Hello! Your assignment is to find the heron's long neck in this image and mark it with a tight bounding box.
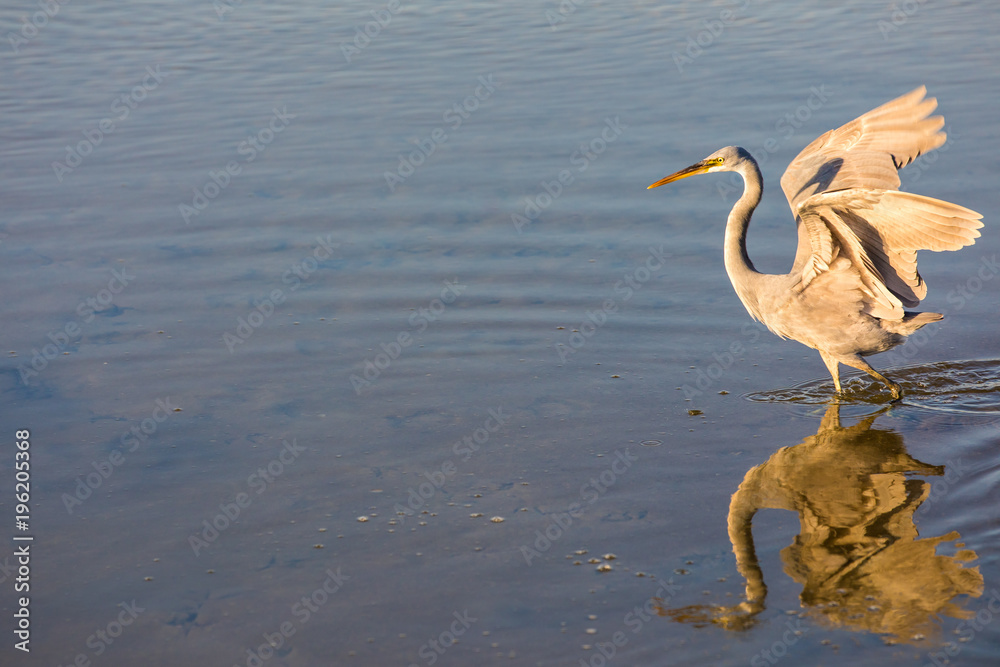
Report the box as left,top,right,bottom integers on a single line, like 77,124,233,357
727,479,767,613
725,160,764,320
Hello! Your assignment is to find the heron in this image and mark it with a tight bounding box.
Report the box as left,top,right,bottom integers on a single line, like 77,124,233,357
647,87,983,399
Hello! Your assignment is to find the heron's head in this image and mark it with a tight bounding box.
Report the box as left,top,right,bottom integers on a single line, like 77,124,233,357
647,146,751,189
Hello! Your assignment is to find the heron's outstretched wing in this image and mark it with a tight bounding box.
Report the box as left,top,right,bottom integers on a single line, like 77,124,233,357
794,189,982,319
780,86,944,209
782,86,983,320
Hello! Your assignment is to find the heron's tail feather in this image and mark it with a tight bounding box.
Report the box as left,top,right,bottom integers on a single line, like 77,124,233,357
883,311,943,335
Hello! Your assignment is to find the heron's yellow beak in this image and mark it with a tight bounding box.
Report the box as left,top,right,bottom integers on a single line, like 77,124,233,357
647,160,713,189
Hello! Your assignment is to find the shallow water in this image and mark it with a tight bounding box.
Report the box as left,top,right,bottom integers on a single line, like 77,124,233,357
750,359,1000,412
2,1,1000,665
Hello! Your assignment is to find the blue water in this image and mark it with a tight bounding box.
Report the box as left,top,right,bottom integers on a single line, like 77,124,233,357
2,1,999,665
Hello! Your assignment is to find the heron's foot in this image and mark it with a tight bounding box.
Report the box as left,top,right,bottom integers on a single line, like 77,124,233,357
862,366,902,401
886,380,903,401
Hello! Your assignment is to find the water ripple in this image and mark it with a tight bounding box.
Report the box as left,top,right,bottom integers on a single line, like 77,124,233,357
746,359,1000,413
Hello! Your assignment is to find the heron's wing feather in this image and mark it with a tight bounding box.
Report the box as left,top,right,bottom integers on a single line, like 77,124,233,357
834,190,981,304
780,87,944,210
796,201,903,319
798,206,836,287
795,189,983,317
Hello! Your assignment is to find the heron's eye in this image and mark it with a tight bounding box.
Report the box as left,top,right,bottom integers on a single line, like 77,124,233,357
715,157,725,165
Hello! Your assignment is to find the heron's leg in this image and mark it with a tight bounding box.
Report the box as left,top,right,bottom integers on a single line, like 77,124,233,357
818,351,842,393
840,356,903,400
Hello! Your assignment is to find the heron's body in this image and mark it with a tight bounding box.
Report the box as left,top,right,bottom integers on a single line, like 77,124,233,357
649,88,983,398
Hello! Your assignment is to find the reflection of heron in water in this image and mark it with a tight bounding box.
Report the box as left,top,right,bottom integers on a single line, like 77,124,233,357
648,88,983,398
664,404,983,641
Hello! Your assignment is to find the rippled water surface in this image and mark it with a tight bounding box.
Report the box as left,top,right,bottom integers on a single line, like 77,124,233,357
750,360,1000,411
3,1,999,665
